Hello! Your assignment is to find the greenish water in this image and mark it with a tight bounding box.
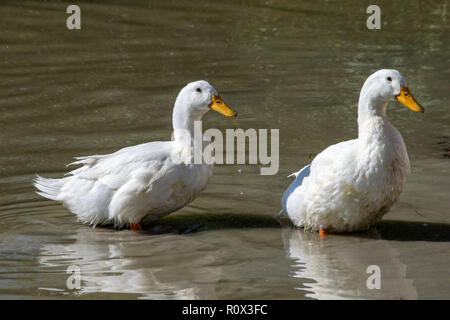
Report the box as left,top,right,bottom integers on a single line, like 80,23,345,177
0,0,449,299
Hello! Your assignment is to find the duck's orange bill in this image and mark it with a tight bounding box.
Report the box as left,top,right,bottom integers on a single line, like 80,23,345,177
209,94,237,117
395,86,424,113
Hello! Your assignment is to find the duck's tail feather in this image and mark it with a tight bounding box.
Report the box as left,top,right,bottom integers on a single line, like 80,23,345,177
33,174,64,201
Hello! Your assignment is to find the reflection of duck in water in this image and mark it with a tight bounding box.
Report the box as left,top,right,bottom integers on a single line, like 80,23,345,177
282,227,417,299
37,228,225,299
282,70,424,234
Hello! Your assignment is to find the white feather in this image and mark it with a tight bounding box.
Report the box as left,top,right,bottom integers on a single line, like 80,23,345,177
34,80,231,228
282,70,415,232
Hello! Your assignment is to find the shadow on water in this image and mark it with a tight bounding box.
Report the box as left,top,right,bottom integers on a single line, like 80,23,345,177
279,218,450,242
374,220,450,242
144,213,282,235
93,213,282,235
98,213,450,243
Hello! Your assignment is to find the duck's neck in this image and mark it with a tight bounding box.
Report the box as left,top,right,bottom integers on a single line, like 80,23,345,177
357,88,389,139
172,99,205,144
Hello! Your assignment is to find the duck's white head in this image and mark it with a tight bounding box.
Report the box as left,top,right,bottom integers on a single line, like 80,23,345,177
174,80,237,120
172,80,236,143
358,69,424,122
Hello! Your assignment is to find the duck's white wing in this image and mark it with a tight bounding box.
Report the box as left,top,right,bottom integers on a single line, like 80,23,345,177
67,141,174,190
281,139,358,218
309,139,357,176
35,141,177,226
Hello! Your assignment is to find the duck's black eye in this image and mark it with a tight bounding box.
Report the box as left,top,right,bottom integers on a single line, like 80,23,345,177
196,88,202,93
387,77,392,82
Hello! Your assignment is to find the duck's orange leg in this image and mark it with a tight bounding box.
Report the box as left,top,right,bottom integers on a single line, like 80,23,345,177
319,228,328,237
130,222,142,231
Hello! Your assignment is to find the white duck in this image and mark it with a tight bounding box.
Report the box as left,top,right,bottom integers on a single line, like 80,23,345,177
281,69,424,234
34,80,236,230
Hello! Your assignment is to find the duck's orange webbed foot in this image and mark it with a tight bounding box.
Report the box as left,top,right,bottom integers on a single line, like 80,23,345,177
129,222,142,231
319,228,329,237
